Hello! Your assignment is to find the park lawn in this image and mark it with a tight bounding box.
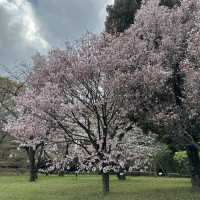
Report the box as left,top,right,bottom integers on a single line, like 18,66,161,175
0,175,199,200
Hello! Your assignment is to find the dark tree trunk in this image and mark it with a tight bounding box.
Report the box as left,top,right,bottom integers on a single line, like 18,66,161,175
58,170,64,177
35,170,38,179
28,148,37,182
186,144,200,187
171,62,200,187
35,143,44,179
102,173,110,193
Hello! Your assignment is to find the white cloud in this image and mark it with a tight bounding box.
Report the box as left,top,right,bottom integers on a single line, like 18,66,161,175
0,0,49,50
0,0,112,71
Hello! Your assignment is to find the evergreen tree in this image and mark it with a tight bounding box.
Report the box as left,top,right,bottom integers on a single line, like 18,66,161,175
160,0,180,8
105,0,142,34
105,0,180,34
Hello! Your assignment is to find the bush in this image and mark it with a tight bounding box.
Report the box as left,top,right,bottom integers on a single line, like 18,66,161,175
173,151,190,176
152,146,177,175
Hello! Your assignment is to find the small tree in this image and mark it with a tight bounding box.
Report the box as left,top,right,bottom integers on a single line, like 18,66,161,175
122,127,160,174
6,114,49,181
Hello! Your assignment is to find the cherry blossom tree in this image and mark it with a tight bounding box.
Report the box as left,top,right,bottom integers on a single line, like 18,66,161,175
122,127,160,174
9,31,164,192
109,0,200,187
27,35,132,193
6,112,51,181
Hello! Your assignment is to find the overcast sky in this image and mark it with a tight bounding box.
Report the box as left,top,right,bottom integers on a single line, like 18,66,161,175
0,0,114,74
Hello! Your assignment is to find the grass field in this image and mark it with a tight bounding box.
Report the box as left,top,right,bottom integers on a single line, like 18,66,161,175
0,175,199,200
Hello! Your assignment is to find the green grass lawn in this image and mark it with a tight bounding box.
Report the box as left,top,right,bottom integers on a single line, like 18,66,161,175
0,175,199,200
